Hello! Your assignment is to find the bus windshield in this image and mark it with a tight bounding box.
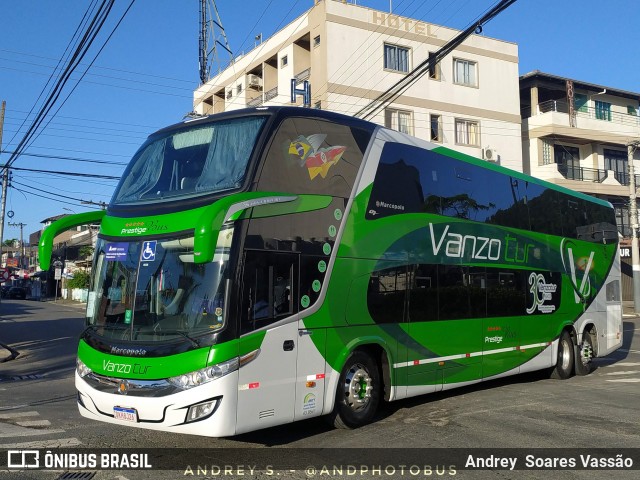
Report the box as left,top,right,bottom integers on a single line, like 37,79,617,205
86,227,234,343
112,116,266,205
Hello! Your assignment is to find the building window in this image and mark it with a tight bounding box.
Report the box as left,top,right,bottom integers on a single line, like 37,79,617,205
554,145,580,180
428,52,440,80
454,118,479,146
313,35,320,47
574,93,588,113
604,148,628,184
226,90,232,100
384,44,410,73
281,55,288,68
430,114,442,142
595,100,611,121
237,84,242,95
542,139,552,165
385,108,413,135
628,105,638,116
614,204,630,237
453,58,477,87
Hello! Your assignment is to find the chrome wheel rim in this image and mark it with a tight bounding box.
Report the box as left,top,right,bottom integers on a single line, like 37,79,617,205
580,340,593,366
343,363,372,412
560,338,572,371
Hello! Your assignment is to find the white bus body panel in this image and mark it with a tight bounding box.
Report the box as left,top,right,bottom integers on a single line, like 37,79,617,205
574,249,623,357
235,322,297,435
76,370,239,437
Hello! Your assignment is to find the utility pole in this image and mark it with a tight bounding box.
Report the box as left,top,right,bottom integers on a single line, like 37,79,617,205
0,101,7,266
629,141,640,313
8,221,26,271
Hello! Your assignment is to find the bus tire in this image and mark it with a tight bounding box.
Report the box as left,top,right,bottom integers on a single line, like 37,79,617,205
550,330,574,380
329,350,381,429
575,331,594,376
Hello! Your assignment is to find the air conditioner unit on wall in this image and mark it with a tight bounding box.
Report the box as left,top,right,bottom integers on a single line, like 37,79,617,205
483,147,499,163
247,74,263,90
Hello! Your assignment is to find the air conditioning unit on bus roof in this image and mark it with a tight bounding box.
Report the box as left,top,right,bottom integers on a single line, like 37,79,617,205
247,74,263,90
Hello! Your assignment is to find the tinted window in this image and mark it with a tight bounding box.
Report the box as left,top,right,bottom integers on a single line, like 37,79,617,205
367,265,408,323
240,251,297,334
258,117,371,198
113,116,266,205
404,265,560,322
366,142,617,243
242,198,342,313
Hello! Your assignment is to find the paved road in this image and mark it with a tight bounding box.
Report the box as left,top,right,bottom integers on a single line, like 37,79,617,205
1,299,639,480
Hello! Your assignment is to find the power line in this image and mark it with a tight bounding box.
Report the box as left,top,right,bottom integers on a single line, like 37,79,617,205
0,150,128,166
11,186,102,209
12,180,107,205
8,166,120,180
4,0,117,171
355,0,519,120
23,0,138,156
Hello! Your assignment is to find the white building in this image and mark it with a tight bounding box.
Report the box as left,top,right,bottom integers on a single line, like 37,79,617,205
520,71,640,237
194,0,522,171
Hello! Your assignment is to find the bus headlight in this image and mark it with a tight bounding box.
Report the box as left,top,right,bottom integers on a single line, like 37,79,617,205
168,357,239,390
76,358,92,378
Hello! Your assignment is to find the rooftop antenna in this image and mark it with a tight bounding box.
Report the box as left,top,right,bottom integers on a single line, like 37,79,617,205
199,0,233,85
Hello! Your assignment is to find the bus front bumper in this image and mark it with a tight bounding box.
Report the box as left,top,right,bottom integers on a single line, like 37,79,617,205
75,371,239,437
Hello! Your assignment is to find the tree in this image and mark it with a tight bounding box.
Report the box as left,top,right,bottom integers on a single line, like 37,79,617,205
67,270,90,289
78,245,94,259
2,239,18,247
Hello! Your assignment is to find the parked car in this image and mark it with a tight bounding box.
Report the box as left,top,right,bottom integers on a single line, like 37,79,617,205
8,287,26,300
1,285,10,298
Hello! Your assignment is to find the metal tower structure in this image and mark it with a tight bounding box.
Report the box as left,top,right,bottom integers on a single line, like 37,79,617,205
199,0,233,85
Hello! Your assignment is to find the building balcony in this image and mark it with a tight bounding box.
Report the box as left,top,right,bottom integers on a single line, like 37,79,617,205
536,162,633,197
557,164,608,183
522,100,640,144
534,100,640,127
264,86,278,102
294,67,311,83
247,96,263,107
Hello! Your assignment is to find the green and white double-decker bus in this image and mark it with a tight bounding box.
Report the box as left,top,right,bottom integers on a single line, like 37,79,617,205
40,107,622,436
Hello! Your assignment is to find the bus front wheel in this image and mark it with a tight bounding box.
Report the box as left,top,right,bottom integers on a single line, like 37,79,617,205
330,350,381,429
575,331,594,376
550,330,574,379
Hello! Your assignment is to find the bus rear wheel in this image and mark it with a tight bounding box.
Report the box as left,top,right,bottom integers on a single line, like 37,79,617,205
330,350,381,429
575,331,594,376
550,330,574,379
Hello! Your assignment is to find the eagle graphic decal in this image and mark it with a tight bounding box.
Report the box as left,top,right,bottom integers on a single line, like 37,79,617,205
288,134,347,180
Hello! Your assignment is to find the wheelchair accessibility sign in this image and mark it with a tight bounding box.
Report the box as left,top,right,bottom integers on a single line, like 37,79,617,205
141,241,157,261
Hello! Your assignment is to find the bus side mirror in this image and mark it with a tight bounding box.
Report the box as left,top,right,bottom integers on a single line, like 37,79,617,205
39,211,106,270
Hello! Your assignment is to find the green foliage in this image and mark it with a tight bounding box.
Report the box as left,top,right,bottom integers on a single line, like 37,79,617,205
79,245,94,259
67,270,90,289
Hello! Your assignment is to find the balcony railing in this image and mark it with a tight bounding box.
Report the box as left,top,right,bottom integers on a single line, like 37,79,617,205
557,164,608,183
294,67,311,83
247,96,263,107
264,86,278,102
611,171,640,187
525,100,640,127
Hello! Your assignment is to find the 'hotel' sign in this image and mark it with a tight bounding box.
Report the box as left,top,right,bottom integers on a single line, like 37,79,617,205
372,12,437,38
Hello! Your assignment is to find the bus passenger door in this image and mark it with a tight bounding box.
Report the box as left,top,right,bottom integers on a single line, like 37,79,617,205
236,251,299,434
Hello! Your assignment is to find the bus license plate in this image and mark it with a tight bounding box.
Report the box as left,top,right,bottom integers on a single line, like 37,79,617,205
114,406,138,422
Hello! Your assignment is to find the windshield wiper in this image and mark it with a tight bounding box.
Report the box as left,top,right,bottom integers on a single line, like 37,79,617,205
83,324,130,334
145,329,201,348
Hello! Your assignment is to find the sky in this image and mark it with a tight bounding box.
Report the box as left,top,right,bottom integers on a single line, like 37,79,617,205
0,0,638,244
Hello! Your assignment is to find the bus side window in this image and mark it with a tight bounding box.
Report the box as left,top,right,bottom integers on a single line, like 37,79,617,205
240,250,297,334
